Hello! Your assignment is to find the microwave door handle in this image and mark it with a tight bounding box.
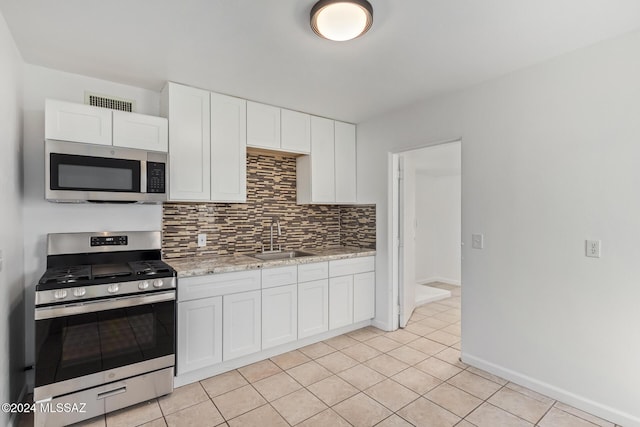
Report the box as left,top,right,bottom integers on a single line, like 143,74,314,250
140,160,147,193
34,290,175,320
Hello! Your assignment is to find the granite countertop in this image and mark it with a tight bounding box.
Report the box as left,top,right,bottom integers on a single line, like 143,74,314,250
165,246,376,278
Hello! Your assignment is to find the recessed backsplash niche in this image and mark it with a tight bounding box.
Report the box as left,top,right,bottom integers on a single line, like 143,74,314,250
162,152,375,259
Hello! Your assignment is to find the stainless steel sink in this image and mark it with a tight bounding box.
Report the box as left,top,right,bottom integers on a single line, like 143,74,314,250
250,250,315,261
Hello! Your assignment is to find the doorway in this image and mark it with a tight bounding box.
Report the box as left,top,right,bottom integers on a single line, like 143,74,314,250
392,140,462,328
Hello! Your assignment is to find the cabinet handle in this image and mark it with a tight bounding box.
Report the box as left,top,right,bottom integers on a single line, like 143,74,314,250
97,386,127,400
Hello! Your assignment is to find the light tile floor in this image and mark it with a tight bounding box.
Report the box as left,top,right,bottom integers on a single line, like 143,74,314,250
19,284,621,427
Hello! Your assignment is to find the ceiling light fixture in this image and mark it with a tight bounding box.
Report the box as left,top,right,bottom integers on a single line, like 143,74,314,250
310,0,373,42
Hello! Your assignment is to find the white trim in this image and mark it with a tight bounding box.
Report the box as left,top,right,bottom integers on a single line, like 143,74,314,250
416,276,461,287
389,138,463,334
371,318,392,332
415,286,451,306
461,352,640,427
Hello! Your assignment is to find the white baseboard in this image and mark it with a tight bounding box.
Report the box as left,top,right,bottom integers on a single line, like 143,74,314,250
416,276,461,287
435,277,461,286
461,352,640,427
371,318,392,332
415,287,451,306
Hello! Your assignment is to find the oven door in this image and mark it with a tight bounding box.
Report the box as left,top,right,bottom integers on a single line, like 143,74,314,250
34,291,175,400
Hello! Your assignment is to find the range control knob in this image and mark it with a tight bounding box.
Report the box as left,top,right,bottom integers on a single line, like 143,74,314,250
73,288,86,297
153,279,164,288
107,284,120,294
54,289,68,300
138,281,149,290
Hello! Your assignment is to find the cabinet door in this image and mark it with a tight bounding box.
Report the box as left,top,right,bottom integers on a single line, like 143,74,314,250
262,284,297,349
281,109,310,154
353,272,375,322
113,110,168,152
177,296,223,375
247,101,281,150
45,99,112,146
210,93,247,202
164,83,211,201
310,116,335,203
334,121,357,203
329,275,354,329
298,279,329,338
223,290,261,361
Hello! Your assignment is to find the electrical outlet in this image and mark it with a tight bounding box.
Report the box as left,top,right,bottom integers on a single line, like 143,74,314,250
197,234,207,247
585,240,601,258
472,234,484,249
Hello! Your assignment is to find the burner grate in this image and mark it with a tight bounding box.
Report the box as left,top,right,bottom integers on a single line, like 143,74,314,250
128,260,172,276
40,265,91,285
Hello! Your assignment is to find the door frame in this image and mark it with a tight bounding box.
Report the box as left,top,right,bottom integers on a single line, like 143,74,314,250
389,138,462,330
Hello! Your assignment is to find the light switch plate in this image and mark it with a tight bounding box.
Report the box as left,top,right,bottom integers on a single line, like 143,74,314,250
0,249,3,272
586,240,601,258
472,234,484,249
197,234,207,247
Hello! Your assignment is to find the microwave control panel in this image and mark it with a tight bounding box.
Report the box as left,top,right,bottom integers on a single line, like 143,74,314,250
147,162,166,194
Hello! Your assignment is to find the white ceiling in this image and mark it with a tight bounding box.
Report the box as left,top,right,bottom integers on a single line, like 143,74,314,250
2,0,640,122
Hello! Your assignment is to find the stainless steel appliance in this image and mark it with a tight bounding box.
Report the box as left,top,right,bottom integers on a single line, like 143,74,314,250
34,231,175,427
45,139,167,203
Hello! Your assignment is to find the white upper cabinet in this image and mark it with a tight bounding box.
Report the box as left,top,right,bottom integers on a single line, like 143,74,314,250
247,102,311,155
210,93,247,202
334,121,357,203
162,82,211,201
112,110,168,152
45,99,168,152
247,101,280,150
281,109,311,154
45,99,112,146
297,116,336,204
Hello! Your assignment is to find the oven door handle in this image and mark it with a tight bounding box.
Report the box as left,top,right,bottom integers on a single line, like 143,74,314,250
34,291,175,320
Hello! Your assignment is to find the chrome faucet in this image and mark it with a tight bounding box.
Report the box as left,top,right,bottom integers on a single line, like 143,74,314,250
266,217,282,253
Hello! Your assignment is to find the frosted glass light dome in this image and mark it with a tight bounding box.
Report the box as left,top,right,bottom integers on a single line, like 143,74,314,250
310,0,373,42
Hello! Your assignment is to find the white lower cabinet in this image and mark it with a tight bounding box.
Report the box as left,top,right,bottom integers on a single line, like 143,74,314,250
329,275,354,330
177,296,223,375
176,256,375,383
262,284,297,349
298,279,329,338
223,290,261,361
353,271,375,322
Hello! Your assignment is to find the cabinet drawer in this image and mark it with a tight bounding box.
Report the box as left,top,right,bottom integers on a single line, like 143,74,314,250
298,262,329,283
329,256,375,277
262,265,297,289
178,270,261,302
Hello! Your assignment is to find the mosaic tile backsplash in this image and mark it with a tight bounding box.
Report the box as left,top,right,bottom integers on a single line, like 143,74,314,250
163,152,375,259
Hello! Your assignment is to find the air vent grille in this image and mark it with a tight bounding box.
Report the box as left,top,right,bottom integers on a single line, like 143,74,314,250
85,92,135,112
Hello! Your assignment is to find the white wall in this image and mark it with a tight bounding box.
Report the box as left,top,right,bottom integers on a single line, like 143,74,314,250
357,29,640,426
22,65,163,383
415,174,462,285
0,10,25,425
413,143,461,285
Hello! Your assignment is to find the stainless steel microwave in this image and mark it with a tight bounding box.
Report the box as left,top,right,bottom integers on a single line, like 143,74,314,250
45,140,167,203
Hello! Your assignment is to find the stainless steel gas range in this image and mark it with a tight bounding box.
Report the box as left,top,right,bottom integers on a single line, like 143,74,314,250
34,231,176,427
